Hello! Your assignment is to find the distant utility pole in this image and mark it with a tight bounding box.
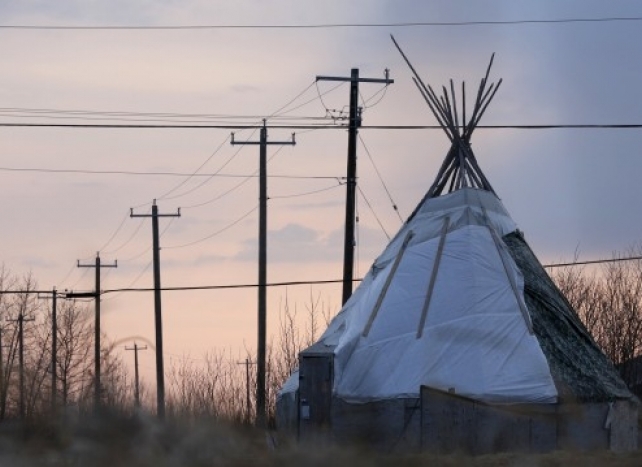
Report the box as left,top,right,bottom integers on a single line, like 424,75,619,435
0,326,5,415
37,288,60,413
7,312,34,419
77,253,117,411
131,200,180,420
125,342,147,408
237,358,256,423
231,120,295,427
316,68,393,305
0,327,3,406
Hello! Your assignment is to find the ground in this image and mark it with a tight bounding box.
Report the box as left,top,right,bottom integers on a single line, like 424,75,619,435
0,413,641,466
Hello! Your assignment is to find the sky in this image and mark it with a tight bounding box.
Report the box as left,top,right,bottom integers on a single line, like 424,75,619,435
2,1,642,386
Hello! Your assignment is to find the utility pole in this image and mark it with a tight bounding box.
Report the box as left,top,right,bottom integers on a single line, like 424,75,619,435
38,288,60,413
77,253,117,411
237,358,256,423
7,312,34,419
131,200,180,420
316,69,393,305
0,326,3,412
125,342,147,408
231,120,295,427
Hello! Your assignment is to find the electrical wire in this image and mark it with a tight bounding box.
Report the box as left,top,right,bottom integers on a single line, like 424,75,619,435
115,215,176,263
6,253,642,296
0,106,330,121
121,245,152,263
3,122,642,129
269,181,344,200
315,81,349,122
275,82,346,120
543,255,642,269
102,260,153,303
66,267,91,290
103,214,148,256
156,133,230,201
155,80,334,203
0,166,342,179
54,82,333,282
159,128,259,202
97,211,130,253
358,134,404,223
163,205,258,250
2,17,642,30
0,112,328,125
355,186,360,279
55,262,78,288
357,186,391,240
101,217,178,301
156,80,324,203
181,145,286,210
268,81,317,117
361,84,390,109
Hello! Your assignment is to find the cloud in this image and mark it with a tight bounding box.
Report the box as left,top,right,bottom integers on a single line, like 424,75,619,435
229,221,389,267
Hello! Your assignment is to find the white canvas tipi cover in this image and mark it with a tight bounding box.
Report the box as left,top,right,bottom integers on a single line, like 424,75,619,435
318,187,557,404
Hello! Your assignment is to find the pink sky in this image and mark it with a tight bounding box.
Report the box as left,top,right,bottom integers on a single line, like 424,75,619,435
2,0,642,384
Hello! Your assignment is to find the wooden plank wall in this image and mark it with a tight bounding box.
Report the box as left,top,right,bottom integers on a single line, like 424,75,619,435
420,386,638,453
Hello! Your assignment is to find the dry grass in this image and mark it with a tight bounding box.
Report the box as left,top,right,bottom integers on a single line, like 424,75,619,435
0,412,641,467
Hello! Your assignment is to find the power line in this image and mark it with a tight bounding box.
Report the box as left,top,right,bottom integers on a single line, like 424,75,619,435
357,186,391,240
57,253,642,291
543,255,642,269
103,214,148,256
0,166,342,179
117,216,177,263
180,145,288,210
55,81,335,283
156,133,230,201
0,106,330,121
0,112,329,126
156,81,338,205
268,81,318,117
0,85,348,128
315,81,350,122
163,205,258,250
361,84,390,110
6,252,642,296
2,17,642,30
358,134,404,223
3,122,642,129
97,212,130,253
102,260,153,303
157,80,332,202
109,279,347,294
161,129,261,202
270,181,344,200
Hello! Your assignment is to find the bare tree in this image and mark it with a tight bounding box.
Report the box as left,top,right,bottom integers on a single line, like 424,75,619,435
552,248,642,387
55,299,94,409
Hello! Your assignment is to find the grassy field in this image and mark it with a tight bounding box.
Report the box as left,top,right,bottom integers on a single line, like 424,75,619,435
1,413,641,466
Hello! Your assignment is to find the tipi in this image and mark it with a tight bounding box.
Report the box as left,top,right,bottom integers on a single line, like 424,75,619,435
277,39,637,453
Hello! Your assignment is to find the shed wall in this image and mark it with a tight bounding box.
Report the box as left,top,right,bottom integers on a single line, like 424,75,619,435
331,398,421,452
420,386,638,453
